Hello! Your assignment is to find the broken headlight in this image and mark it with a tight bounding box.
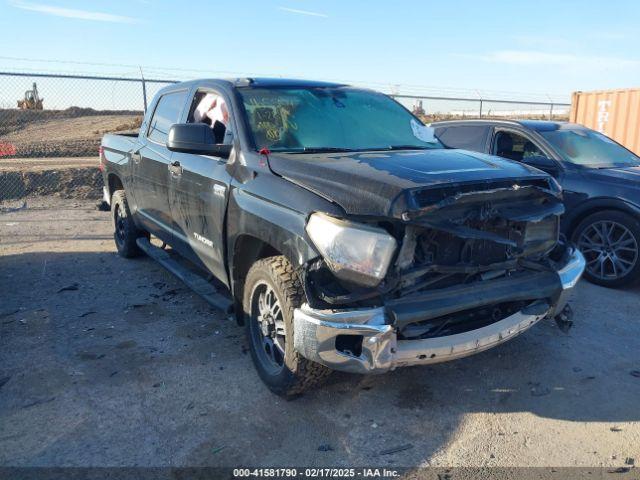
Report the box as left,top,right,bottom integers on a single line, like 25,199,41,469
306,213,397,287
523,216,560,254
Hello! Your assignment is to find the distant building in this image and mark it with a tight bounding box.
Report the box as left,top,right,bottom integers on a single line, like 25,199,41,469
412,100,425,117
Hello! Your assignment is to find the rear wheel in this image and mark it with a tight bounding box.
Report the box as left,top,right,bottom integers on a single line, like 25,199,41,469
243,256,331,397
573,210,640,288
111,190,148,258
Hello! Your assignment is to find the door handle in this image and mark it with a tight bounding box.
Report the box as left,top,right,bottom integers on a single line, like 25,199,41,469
131,151,141,164
169,160,183,176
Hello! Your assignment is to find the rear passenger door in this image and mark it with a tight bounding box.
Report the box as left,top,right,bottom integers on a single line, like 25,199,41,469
133,89,188,243
434,125,491,153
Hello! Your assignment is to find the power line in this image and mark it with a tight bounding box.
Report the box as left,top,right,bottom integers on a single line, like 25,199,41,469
0,55,571,103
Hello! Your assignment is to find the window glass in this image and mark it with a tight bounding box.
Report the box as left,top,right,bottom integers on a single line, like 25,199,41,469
494,131,546,162
238,87,443,152
435,125,489,152
540,128,640,168
148,90,188,144
187,91,233,144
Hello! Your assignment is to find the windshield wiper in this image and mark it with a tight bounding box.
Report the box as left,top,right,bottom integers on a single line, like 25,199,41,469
594,164,638,169
300,147,356,153
386,145,432,150
283,145,433,154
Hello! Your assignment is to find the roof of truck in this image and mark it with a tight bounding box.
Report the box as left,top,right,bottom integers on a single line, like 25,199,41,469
159,77,349,96
231,78,347,88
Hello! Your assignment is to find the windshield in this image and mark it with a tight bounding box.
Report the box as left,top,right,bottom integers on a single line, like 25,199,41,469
238,87,443,152
540,127,640,168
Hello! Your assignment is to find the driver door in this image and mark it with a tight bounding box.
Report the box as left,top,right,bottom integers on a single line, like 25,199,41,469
491,128,558,175
167,88,234,286
490,128,581,214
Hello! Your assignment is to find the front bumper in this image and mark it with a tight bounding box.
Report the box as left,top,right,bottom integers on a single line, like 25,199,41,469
293,247,585,374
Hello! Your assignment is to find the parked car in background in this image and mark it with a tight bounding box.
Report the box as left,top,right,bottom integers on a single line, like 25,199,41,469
432,120,640,288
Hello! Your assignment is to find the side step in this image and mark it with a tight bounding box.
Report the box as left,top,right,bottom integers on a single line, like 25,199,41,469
136,237,233,314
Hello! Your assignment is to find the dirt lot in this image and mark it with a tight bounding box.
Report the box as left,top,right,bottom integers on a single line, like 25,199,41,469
0,157,101,202
0,108,141,158
0,156,97,172
1,198,639,468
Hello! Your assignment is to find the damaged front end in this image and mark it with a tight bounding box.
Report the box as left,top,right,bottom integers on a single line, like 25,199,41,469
294,178,585,374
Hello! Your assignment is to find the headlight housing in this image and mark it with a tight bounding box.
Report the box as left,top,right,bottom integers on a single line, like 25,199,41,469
305,213,397,287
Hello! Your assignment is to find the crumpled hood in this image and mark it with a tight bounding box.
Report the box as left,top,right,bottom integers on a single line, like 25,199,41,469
268,149,551,217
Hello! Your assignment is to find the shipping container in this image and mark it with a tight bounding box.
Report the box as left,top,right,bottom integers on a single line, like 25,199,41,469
570,88,640,156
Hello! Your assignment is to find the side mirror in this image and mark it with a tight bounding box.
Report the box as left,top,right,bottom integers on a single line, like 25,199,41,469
523,155,559,175
166,123,232,159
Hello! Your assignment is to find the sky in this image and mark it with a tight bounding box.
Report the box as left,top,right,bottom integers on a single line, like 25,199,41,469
1,0,639,103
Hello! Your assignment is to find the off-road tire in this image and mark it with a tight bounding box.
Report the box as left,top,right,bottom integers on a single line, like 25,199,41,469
572,210,640,288
243,256,332,397
111,190,147,258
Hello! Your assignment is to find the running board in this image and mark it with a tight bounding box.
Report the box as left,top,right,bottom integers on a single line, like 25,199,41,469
136,238,233,314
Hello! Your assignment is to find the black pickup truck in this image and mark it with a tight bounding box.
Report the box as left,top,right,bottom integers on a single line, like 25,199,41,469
100,78,585,397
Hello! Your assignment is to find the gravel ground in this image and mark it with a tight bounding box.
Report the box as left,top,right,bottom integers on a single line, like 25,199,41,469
1,198,639,468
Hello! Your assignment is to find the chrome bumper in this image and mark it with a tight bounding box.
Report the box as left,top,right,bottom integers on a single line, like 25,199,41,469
293,247,585,374
551,246,586,316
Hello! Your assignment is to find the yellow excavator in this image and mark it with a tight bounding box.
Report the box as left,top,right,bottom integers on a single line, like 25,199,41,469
17,82,44,110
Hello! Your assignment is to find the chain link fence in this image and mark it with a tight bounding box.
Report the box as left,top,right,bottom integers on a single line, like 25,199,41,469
0,71,570,210
392,95,570,123
0,72,176,209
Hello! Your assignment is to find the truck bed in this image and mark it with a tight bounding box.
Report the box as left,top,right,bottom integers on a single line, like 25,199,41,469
102,133,140,164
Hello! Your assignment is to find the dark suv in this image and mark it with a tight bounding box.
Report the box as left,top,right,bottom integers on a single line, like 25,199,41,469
432,120,640,288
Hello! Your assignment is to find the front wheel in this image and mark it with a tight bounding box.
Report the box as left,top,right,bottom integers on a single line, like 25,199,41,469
243,256,331,397
573,210,640,288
